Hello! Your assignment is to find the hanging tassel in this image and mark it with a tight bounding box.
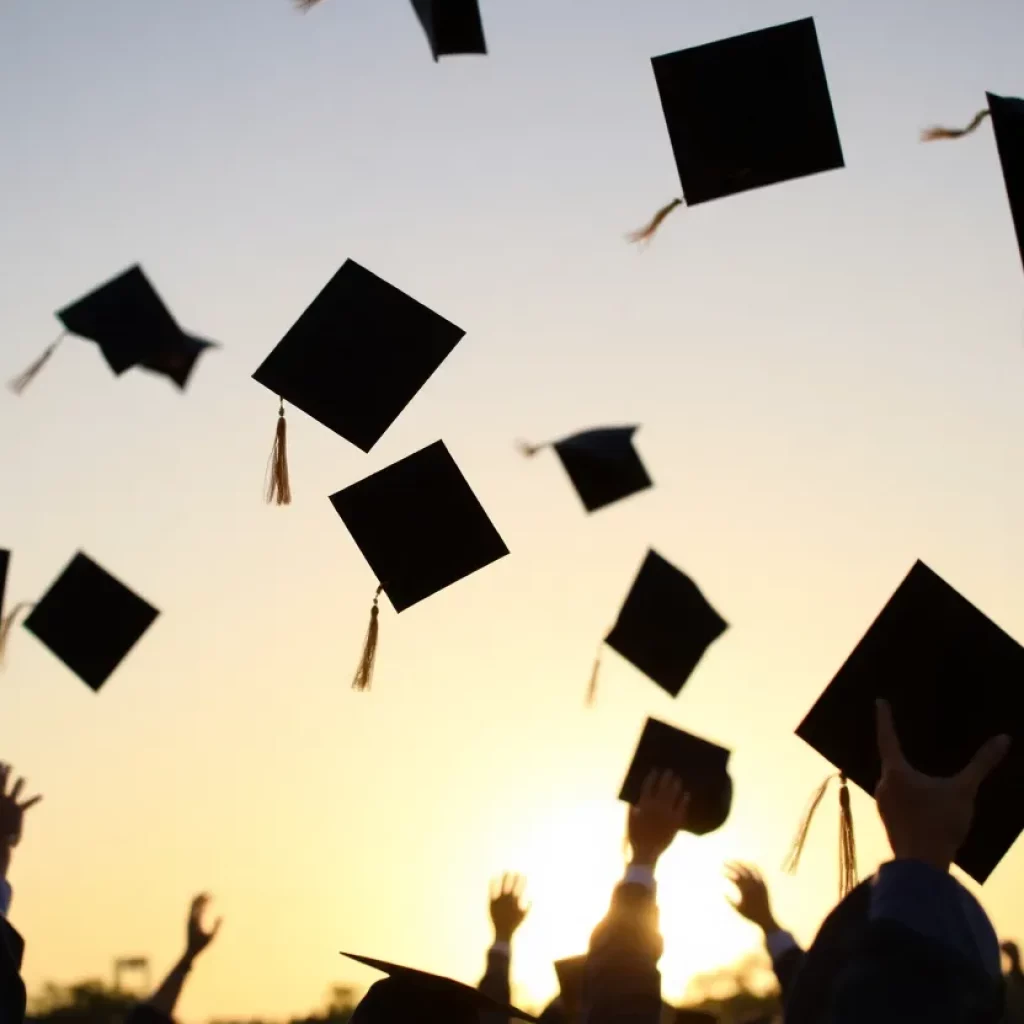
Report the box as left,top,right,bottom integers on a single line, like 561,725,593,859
627,198,684,245
351,585,383,692
782,772,837,875
921,108,991,142
265,399,292,506
294,0,323,9
8,333,65,395
585,647,602,707
838,775,859,899
0,602,33,666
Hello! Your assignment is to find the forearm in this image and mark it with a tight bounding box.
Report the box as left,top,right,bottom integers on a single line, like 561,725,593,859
582,864,663,1024
146,952,195,1018
479,942,512,1005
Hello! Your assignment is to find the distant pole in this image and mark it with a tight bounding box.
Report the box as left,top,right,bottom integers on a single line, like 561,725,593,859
113,957,151,995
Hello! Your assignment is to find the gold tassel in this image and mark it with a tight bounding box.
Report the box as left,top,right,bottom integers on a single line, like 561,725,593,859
0,602,33,666
352,585,383,692
921,108,991,142
265,399,292,506
8,333,65,395
782,772,836,875
838,775,859,899
585,647,602,707
294,0,323,9
627,198,684,245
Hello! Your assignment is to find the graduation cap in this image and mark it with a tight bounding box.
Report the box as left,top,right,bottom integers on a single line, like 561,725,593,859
619,717,733,835
791,560,1024,887
330,440,509,691
410,0,487,61
0,551,8,634
922,93,1024,276
629,17,844,243
553,956,586,1015
589,550,727,705
252,260,466,505
8,265,217,394
519,426,653,513
10,552,160,692
341,953,535,1023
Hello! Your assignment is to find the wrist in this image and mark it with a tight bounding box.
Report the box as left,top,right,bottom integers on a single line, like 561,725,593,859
629,852,660,870
493,931,514,945
758,916,780,936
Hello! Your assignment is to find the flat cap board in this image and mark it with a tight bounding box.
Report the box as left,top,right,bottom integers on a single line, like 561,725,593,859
0,550,8,625
605,550,727,697
252,260,465,453
796,560,1024,883
23,553,159,691
330,440,509,612
619,717,733,835
552,426,652,513
553,956,586,1003
58,265,189,376
341,953,535,1021
411,0,487,60
652,17,844,206
988,93,1024,274
138,332,217,390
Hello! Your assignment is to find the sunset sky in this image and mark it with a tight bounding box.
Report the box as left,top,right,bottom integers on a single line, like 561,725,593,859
2,0,1024,1020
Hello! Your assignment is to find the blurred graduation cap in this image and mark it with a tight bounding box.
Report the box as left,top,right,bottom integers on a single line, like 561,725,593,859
342,953,535,1023
629,17,844,243
519,426,653,513
0,551,8,633
8,265,217,395
922,93,1024,275
791,560,1024,889
411,0,487,61
330,440,509,691
620,717,733,835
6,553,159,692
589,550,727,705
252,259,465,505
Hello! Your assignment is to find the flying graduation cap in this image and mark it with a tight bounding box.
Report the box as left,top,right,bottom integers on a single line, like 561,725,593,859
629,17,844,243
252,260,466,505
790,560,1024,892
8,266,217,395
341,953,535,1023
329,440,509,692
294,0,487,62
620,717,734,836
922,93,1024,277
588,550,727,706
518,426,653,513
0,552,159,692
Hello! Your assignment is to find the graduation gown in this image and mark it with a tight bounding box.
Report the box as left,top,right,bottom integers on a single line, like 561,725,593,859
0,918,26,1023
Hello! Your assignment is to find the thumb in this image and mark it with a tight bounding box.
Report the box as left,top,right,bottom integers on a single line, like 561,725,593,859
956,734,1011,793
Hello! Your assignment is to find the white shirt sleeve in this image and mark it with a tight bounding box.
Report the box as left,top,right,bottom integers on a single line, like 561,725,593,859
623,864,656,890
765,929,798,961
0,879,11,918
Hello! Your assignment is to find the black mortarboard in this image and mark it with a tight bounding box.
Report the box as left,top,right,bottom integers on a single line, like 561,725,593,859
9,265,216,394
252,260,466,505
22,552,159,692
922,93,1024,276
330,441,509,689
602,550,727,698
629,17,844,242
410,0,487,61
341,953,535,1022
619,717,733,835
519,427,652,513
553,956,586,1009
795,560,1024,884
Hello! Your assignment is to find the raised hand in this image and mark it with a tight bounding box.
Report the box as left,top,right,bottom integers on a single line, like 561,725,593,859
489,873,529,943
874,699,1010,872
627,770,689,866
725,863,778,934
0,763,42,850
185,893,222,960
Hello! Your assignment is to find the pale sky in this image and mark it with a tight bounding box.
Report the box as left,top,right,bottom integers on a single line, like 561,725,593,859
2,0,1024,1020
